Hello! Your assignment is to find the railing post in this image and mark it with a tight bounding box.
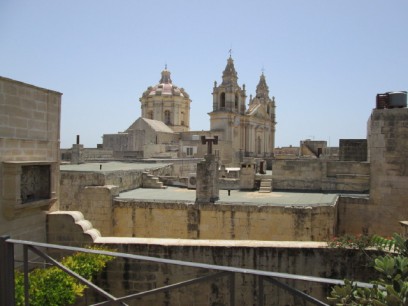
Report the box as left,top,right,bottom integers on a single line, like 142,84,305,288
0,235,16,306
23,245,29,306
258,275,264,306
229,273,235,306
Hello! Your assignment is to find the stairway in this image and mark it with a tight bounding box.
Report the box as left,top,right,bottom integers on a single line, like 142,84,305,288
259,178,272,193
142,172,166,189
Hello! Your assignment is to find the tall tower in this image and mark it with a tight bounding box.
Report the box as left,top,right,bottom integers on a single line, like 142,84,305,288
209,56,247,163
248,72,276,150
139,67,191,132
211,56,246,114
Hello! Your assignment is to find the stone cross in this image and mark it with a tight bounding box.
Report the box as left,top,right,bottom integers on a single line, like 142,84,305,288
201,136,218,155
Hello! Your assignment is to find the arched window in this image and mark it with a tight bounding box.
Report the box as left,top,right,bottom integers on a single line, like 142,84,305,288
235,94,239,109
267,105,270,114
148,111,153,119
220,93,226,109
164,110,171,124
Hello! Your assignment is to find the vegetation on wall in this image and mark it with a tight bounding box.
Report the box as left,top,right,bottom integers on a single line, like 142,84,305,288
328,234,408,305
14,247,114,306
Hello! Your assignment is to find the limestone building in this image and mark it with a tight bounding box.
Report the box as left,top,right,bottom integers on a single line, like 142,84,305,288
0,76,61,243
102,56,276,165
103,117,179,158
210,56,276,163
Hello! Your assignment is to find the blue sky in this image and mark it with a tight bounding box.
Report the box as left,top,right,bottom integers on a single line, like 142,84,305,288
1,1,407,148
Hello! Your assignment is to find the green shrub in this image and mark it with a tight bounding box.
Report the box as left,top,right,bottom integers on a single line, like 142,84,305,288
14,246,114,306
328,234,408,305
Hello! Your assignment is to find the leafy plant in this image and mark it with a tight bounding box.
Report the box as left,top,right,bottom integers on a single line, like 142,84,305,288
371,234,408,257
328,234,408,305
14,246,114,306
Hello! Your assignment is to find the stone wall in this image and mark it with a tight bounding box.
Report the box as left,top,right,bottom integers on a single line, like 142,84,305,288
336,109,408,236
103,132,132,152
273,160,323,191
46,211,379,306
95,241,377,306
0,77,61,247
273,159,369,193
60,164,173,235
339,139,367,161
366,108,408,235
337,195,371,235
112,199,338,241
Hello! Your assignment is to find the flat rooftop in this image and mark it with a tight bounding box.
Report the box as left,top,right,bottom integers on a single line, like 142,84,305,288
119,187,339,207
61,162,340,207
60,161,171,172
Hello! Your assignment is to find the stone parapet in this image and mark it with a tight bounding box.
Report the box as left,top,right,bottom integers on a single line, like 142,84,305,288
112,198,338,241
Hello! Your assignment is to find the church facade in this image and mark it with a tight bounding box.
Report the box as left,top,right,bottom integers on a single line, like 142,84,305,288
102,56,277,165
209,56,276,163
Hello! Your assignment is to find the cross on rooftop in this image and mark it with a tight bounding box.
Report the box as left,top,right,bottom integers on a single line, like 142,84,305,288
201,136,218,155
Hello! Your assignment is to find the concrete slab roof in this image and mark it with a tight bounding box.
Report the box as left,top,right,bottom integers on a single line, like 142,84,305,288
119,186,339,207
60,161,171,172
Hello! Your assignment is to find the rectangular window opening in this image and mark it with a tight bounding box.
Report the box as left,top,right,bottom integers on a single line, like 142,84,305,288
21,165,51,204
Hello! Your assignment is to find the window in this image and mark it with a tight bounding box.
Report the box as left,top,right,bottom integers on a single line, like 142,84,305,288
186,147,193,156
2,161,57,219
181,112,185,125
164,110,171,124
21,165,50,203
235,94,239,109
220,93,226,108
148,111,153,119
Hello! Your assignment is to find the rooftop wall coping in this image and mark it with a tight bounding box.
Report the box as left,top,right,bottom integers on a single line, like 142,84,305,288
95,237,328,248
0,75,62,95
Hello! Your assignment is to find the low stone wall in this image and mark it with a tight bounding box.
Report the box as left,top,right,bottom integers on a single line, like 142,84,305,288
219,178,240,190
94,240,378,306
337,195,371,235
337,195,407,237
112,199,338,241
46,212,380,306
60,164,174,235
273,159,369,192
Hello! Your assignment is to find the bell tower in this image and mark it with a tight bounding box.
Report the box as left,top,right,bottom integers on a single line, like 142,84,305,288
212,55,246,114
209,55,247,164
249,72,276,124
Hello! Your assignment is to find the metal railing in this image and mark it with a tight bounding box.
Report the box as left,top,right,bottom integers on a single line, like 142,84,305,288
0,236,375,306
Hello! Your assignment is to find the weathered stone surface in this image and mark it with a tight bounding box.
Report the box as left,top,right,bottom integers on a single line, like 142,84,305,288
111,198,338,241
273,159,369,192
195,154,219,203
45,211,379,305
0,76,61,262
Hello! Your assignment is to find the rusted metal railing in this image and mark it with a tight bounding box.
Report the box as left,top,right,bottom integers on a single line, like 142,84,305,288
0,236,375,306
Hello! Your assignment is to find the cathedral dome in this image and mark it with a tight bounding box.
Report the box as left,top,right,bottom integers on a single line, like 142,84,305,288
142,67,189,99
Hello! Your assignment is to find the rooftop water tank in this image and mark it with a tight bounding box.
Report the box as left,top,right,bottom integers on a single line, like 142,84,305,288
376,91,407,109
388,91,407,108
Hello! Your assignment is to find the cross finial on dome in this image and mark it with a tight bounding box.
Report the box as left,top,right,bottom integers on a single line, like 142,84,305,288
229,48,232,58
